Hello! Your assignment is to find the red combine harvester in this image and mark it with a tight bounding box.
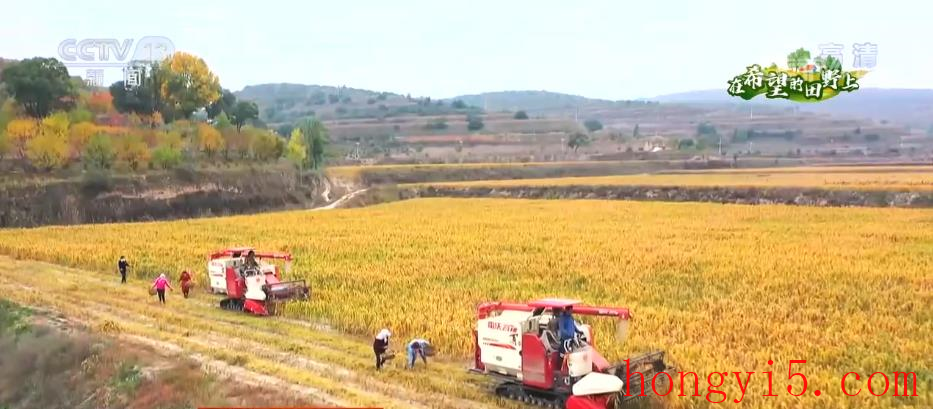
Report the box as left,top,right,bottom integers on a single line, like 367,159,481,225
207,247,310,316
471,298,671,409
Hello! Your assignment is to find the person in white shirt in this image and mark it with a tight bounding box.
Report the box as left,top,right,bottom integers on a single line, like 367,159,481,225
373,329,391,370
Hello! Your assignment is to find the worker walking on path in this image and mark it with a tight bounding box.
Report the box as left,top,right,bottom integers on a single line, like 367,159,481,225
406,338,433,369
151,273,174,304
180,269,193,298
118,256,129,284
373,328,391,370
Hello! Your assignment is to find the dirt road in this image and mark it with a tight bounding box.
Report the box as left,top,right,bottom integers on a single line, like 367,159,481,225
0,256,517,409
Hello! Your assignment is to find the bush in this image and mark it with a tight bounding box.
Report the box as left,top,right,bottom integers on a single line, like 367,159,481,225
467,115,484,131
513,110,529,120
152,146,182,169
451,100,467,109
423,119,448,130
584,119,603,133
83,134,115,170
696,122,717,135
26,128,69,171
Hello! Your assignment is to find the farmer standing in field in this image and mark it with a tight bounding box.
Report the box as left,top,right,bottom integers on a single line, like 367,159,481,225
179,269,193,298
373,328,391,370
118,256,129,284
151,273,174,304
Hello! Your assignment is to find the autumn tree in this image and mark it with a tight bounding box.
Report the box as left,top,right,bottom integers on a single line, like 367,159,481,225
0,132,8,160
160,52,221,119
115,133,151,171
252,129,283,161
285,128,307,169
224,126,252,159
197,122,224,159
86,91,114,114
0,57,77,118
25,113,71,170
69,122,97,159
6,118,38,158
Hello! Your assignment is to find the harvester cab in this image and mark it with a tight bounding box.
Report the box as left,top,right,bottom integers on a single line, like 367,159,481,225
208,247,310,316
472,298,671,409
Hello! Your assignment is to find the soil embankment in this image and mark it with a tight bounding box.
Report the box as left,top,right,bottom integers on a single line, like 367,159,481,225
401,184,933,207
0,167,347,227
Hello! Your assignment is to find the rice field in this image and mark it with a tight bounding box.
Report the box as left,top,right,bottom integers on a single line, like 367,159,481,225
0,198,929,408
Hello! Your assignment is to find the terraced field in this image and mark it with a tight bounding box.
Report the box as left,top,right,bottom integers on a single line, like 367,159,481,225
0,198,929,408
419,166,933,191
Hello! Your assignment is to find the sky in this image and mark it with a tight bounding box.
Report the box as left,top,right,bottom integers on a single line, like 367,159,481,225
2,0,928,100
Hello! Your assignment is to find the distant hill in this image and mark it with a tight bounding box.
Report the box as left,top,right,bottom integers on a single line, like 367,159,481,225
447,90,657,117
235,83,479,126
654,88,933,128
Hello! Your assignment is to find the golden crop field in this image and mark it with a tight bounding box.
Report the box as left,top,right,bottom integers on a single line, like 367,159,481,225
0,198,930,408
326,160,623,180
421,166,933,191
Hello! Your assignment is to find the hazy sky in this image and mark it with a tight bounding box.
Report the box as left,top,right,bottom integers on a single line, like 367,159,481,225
2,0,927,100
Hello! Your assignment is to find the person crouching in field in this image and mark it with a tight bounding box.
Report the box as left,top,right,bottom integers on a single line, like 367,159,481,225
151,273,174,304
373,328,391,370
180,269,193,298
406,338,433,369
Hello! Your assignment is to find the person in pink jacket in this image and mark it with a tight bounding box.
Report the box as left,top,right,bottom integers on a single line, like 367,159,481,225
151,273,174,304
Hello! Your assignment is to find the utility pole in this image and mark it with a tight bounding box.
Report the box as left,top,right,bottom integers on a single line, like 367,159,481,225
718,133,723,156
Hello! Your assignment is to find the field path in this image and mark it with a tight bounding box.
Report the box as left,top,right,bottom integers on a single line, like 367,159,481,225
0,256,517,409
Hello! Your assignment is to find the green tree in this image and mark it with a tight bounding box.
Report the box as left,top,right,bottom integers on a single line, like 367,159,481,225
584,119,603,133
567,132,590,153
451,100,467,109
1,57,77,118
513,110,529,120
109,64,160,117
467,114,484,131
297,118,329,169
678,138,695,150
633,124,640,138
214,112,232,129
696,122,717,136
207,89,237,119
814,55,842,71
151,146,182,169
230,101,259,132
787,48,811,71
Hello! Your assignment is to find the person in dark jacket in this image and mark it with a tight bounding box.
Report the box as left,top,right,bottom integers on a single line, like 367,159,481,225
373,328,391,370
180,269,193,298
118,256,129,284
